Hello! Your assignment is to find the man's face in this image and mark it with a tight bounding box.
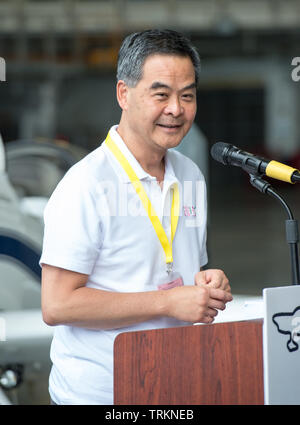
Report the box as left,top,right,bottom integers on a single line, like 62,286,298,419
119,54,197,153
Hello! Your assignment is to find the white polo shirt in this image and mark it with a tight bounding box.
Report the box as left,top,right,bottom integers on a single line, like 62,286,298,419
40,125,208,405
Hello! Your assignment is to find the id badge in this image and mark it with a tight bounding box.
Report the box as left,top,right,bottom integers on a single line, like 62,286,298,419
157,271,184,291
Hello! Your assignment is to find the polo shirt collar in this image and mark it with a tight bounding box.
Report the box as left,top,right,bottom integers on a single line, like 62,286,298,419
107,125,178,185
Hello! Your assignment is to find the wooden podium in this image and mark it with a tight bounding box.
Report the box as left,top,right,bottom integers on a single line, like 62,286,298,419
114,319,264,405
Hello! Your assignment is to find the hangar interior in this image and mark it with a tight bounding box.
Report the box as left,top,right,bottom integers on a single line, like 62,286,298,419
1,0,300,292
1,2,300,404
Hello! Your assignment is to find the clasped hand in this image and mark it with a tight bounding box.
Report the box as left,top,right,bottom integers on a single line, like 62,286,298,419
165,269,232,324
194,268,232,323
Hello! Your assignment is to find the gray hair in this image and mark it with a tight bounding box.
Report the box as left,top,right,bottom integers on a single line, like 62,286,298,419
117,29,201,88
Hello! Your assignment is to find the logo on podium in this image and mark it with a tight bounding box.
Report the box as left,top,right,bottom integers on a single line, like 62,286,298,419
272,306,300,352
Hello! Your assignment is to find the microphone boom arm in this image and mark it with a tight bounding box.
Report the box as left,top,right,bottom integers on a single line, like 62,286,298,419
249,174,300,285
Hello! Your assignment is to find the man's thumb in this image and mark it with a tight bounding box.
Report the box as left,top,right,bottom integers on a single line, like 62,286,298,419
194,271,209,286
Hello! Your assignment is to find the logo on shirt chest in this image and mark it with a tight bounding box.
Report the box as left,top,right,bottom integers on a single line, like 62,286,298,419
183,206,196,217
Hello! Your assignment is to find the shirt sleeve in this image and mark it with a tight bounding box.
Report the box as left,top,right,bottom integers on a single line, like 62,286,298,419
40,169,103,275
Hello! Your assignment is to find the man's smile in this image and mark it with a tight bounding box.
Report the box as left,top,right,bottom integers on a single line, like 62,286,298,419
156,123,183,130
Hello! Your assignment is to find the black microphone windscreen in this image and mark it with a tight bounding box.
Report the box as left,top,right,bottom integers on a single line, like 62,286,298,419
210,142,230,165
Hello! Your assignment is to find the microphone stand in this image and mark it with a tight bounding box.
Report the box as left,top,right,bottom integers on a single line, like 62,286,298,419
249,174,300,285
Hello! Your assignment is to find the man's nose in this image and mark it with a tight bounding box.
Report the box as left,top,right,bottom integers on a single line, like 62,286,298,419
164,96,183,117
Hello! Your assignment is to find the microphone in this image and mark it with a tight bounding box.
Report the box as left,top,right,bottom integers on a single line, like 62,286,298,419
211,142,300,184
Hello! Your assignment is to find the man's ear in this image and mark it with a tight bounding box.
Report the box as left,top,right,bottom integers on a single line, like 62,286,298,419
116,80,130,111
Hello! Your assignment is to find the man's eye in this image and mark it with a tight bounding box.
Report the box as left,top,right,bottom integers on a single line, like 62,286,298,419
156,93,168,98
182,93,194,100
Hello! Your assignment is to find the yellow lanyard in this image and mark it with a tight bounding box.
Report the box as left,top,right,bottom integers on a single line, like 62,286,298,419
105,132,179,270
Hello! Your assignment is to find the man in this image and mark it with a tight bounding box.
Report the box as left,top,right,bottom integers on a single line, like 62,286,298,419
40,29,232,405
